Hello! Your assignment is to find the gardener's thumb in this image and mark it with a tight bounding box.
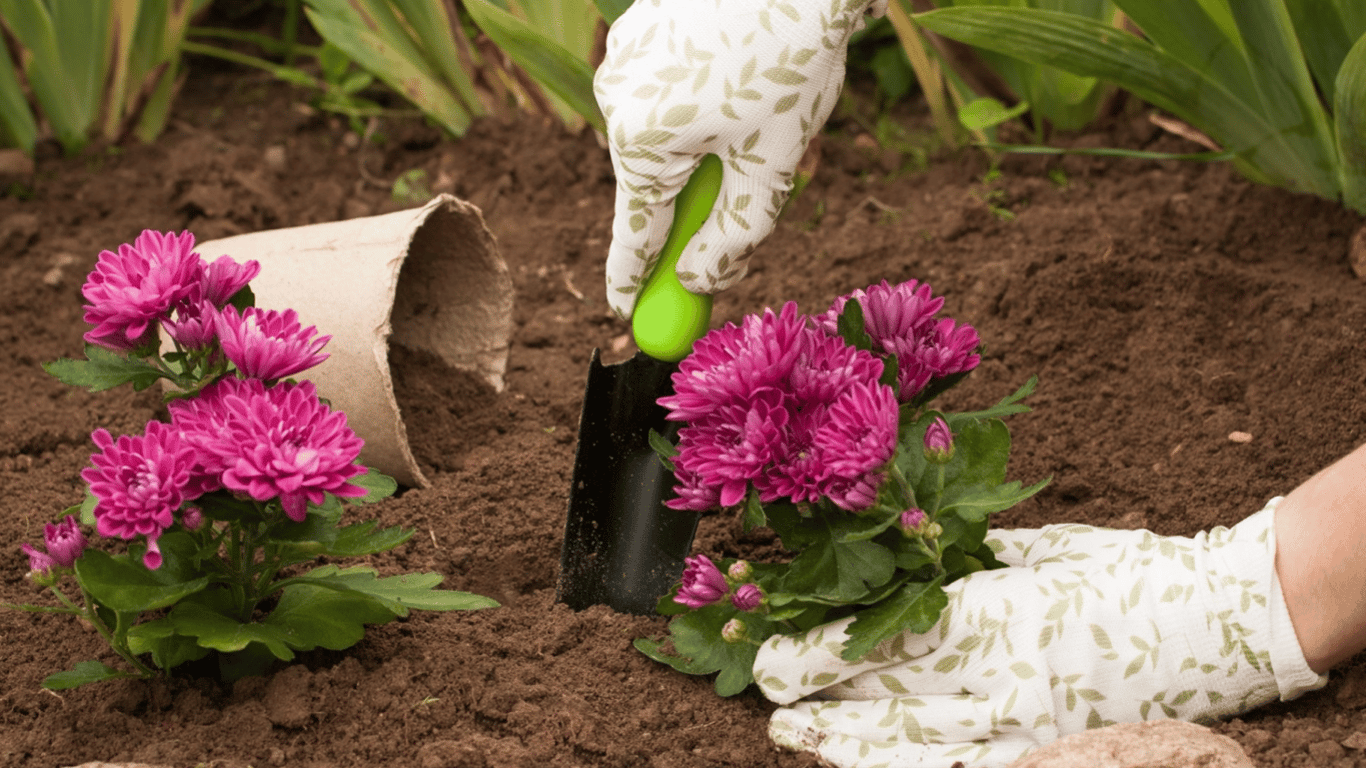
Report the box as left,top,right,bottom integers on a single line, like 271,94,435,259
674,165,789,297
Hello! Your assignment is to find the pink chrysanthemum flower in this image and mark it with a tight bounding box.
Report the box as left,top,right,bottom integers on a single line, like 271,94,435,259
82,230,205,351
185,379,366,521
790,332,885,407
675,554,728,609
200,254,260,307
167,376,250,497
216,306,330,381
82,421,196,570
753,408,828,505
660,302,809,422
676,387,792,508
161,293,220,350
817,279,943,343
664,465,722,512
819,280,980,403
813,380,898,480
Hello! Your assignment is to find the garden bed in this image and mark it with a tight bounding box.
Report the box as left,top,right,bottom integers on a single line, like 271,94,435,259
0,62,1363,768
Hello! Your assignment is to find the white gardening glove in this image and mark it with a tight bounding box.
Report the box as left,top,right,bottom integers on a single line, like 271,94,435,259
752,498,1328,768
594,0,888,319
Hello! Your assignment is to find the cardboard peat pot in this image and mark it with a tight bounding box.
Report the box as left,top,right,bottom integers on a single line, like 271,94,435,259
185,195,512,488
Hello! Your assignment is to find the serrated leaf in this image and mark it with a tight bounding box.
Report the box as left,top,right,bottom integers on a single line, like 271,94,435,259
347,467,398,502
841,578,946,661
283,565,499,614
75,534,209,612
169,601,295,660
43,346,165,392
42,660,135,690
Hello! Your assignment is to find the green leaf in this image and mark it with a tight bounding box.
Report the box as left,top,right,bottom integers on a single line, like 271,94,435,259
636,603,772,696
593,0,633,24
75,534,210,612
303,2,477,137
42,660,135,690
949,376,1037,424
262,582,402,652
346,467,398,503
43,346,165,392
835,297,874,352
464,0,605,133
939,477,1051,524
742,488,767,531
282,565,499,614
841,578,947,661
915,6,1341,201
958,97,1030,131
125,617,211,671
169,600,296,660
781,533,897,604
1334,31,1366,215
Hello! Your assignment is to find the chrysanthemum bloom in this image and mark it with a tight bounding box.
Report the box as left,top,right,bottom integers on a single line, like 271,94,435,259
659,302,809,422
731,583,764,612
216,306,330,381
754,408,827,505
817,279,943,343
43,516,87,567
917,318,981,379
188,379,366,521
161,293,219,350
20,543,57,575
819,280,980,403
675,387,792,507
789,331,885,407
675,554,728,609
168,376,252,496
924,416,955,463
813,380,898,479
82,421,196,570
82,230,205,351
200,254,260,307
663,464,722,512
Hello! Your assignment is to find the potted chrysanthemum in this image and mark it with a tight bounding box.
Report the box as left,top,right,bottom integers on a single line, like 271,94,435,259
8,230,497,689
636,279,1047,695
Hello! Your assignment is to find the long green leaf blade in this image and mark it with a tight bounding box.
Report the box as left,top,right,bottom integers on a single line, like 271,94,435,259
303,1,475,135
1222,0,1339,195
1334,32,1366,214
0,31,35,151
465,0,605,133
1283,0,1355,102
915,6,1340,199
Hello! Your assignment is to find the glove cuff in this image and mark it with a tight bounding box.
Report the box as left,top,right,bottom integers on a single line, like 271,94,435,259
1260,497,1330,700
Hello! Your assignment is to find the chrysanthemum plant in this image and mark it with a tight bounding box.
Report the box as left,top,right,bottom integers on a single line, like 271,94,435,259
8,230,497,690
635,280,1049,696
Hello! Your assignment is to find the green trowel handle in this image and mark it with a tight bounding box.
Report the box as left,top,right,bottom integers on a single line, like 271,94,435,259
631,154,723,362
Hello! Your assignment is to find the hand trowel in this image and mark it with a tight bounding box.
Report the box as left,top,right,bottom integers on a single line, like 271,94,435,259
557,154,723,614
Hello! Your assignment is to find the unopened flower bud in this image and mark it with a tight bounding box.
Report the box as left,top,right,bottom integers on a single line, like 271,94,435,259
181,507,204,531
899,507,928,536
675,554,728,609
44,516,87,568
923,417,955,463
727,559,753,584
731,583,765,612
21,543,56,577
721,618,748,644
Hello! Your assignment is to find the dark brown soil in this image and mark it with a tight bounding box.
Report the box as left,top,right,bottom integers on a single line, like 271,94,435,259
1,59,1364,768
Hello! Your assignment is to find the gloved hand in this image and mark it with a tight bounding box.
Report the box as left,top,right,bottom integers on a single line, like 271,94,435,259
594,0,887,319
752,498,1327,768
